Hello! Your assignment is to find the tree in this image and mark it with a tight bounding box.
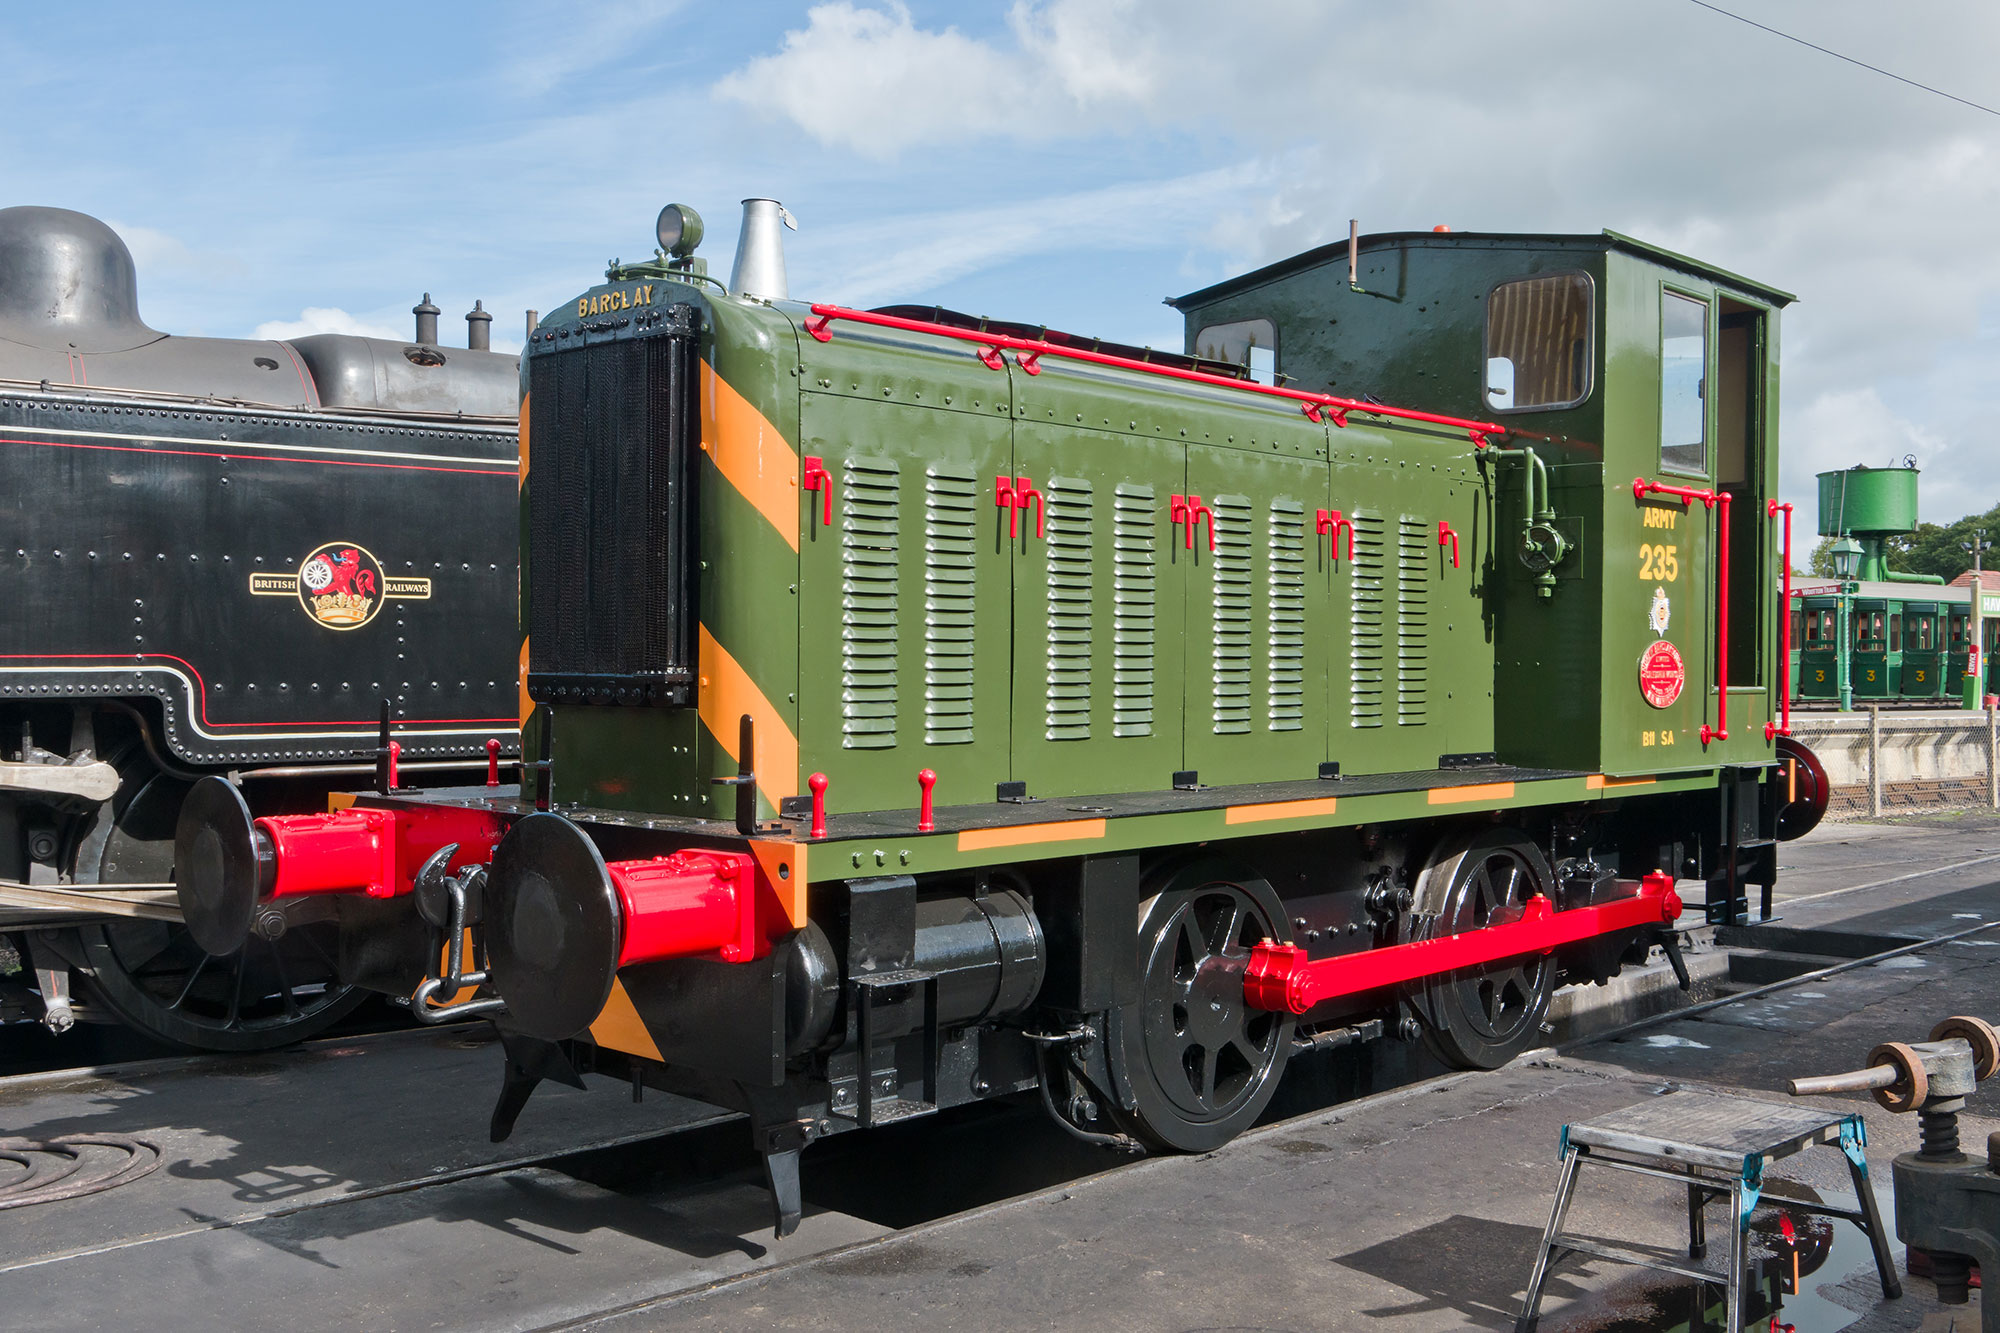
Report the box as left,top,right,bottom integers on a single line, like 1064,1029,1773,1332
1807,535,1837,578
1884,501,2000,581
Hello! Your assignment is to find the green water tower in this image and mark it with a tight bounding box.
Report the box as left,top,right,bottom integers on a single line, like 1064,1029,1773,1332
1815,464,1940,584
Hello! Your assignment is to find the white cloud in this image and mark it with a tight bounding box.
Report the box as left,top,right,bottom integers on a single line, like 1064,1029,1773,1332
253,307,405,342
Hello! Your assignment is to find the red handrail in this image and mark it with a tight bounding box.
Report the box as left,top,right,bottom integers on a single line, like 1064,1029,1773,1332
804,304,1509,448
1767,500,1794,740
1634,478,1731,744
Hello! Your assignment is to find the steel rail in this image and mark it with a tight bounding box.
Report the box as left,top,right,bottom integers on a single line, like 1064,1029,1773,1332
1563,916,2000,1052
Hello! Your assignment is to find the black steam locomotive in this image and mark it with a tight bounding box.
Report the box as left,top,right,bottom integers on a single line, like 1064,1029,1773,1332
0,206,521,1049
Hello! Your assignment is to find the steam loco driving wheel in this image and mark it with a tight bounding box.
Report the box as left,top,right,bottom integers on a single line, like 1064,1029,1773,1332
1111,862,1294,1151
65,753,363,1051
1408,827,1557,1071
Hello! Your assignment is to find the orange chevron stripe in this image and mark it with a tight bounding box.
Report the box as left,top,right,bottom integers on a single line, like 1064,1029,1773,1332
701,360,799,552
588,977,663,1062
517,390,530,490
698,624,798,804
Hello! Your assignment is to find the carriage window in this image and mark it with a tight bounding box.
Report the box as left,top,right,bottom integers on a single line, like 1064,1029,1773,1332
1193,318,1278,386
1952,613,1969,645
1660,292,1709,475
1915,615,1934,651
1987,620,2000,653
1890,615,1902,652
1791,605,1806,645
1484,273,1592,412
1819,609,1836,642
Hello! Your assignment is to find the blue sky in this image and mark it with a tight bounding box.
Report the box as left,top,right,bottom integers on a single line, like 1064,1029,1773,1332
10,1,2000,525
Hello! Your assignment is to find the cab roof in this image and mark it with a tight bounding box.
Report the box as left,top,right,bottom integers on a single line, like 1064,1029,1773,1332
1168,229,1796,310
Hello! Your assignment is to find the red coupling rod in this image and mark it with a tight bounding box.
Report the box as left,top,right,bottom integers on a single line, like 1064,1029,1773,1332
802,455,833,526
1243,871,1683,1015
917,768,937,832
803,304,1507,449
1438,520,1460,569
808,772,828,839
1767,500,1795,741
486,738,501,788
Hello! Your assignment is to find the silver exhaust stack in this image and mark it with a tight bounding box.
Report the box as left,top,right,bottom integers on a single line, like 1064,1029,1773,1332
729,198,796,300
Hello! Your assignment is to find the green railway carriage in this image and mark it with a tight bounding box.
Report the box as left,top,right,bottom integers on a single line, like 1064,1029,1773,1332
173,212,1828,1236
1795,583,1991,704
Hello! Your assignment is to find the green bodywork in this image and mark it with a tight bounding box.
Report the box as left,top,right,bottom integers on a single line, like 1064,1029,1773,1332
523,228,1793,884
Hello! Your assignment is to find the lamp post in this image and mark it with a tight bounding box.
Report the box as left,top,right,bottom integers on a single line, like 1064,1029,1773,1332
1831,536,1863,712
1965,530,1991,709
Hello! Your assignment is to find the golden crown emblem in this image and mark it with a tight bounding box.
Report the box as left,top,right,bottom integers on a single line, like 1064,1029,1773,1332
310,592,375,626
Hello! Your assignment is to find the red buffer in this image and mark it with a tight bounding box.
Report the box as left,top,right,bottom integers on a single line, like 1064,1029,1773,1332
257,805,505,901
1242,871,1684,1016
607,848,781,966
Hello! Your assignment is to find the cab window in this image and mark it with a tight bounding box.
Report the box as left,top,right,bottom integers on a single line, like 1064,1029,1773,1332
1484,273,1593,412
1660,292,1708,475
1193,318,1278,386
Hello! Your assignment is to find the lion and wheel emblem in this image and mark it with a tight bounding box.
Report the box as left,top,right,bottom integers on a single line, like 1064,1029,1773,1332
247,541,429,630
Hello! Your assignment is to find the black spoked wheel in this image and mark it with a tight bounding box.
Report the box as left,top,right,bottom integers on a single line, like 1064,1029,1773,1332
1409,828,1556,1071
67,758,363,1052
1110,862,1294,1152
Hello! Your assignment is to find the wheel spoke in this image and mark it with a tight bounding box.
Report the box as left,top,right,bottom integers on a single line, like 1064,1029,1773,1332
223,953,246,1029
1215,898,1245,955
166,952,212,1012
267,938,301,1018
1198,1045,1218,1104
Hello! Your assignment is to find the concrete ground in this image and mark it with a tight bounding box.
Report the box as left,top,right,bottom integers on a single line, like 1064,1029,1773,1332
0,813,1995,1331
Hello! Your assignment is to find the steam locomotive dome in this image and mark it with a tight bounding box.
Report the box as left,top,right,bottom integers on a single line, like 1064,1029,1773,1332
0,205,517,415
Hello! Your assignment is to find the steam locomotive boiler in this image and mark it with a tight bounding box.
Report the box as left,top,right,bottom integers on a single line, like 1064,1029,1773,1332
174,199,1827,1232
0,206,522,1049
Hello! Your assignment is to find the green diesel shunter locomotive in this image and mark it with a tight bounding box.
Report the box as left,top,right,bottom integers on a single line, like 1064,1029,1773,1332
173,203,1826,1236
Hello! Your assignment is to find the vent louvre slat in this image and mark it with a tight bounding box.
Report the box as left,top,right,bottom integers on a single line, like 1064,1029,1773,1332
841,458,900,749
1397,515,1429,724
1266,497,1306,732
1044,477,1094,741
1112,484,1157,737
1211,494,1255,735
922,466,978,745
1349,512,1387,728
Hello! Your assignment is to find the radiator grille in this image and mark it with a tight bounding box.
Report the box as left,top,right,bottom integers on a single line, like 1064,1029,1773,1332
1266,498,1306,732
1210,493,1254,735
922,465,977,745
1349,512,1386,728
841,457,901,748
1044,476,1094,741
526,311,700,706
1396,515,1430,725
1111,483,1156,737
